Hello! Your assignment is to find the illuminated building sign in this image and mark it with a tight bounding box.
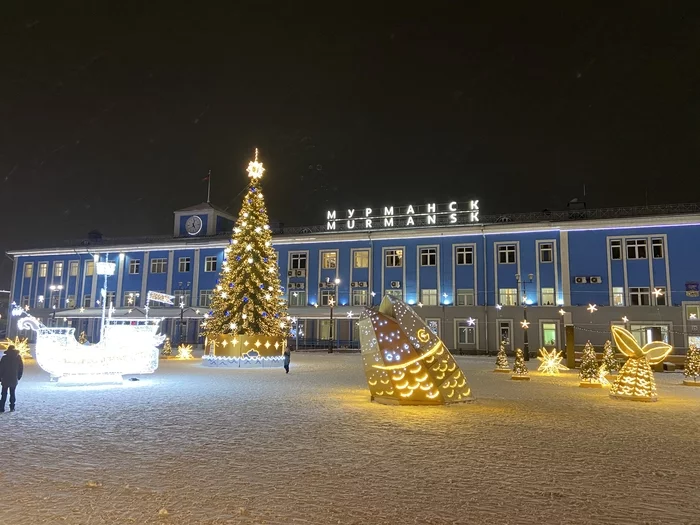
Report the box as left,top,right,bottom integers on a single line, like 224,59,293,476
325,201,480,231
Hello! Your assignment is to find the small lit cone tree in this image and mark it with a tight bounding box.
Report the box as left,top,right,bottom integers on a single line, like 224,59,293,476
600,340,619,375
161,337,172,357
78,331,88,345
579,341,601,388
494,343,510,372
511,348,530,381
202,149,288,366
683,345,700,386
609,325,672,402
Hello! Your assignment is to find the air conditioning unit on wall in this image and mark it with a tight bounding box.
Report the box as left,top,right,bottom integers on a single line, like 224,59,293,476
287,270,293,277
296,282,305,290
351,281,358,287
295,269,306,277
390,281,401,289
589,276,603,284
574,276,588,284
358,281,368,288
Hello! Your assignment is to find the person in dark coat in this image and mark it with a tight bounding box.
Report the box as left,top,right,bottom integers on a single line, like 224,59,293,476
283,347,291,374
0,345,24,412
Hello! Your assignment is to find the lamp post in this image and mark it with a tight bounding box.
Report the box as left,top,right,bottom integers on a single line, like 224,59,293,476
176,282,191,345
516,273,534,361
328,278,340,353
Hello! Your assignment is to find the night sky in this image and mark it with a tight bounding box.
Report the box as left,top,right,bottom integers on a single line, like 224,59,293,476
1,2,699,285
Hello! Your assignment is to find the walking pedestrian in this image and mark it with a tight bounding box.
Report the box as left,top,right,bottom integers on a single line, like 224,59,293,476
283,347,291,374
0,344,24,412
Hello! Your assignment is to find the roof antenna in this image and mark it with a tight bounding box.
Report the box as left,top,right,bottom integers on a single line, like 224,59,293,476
206,169,212,203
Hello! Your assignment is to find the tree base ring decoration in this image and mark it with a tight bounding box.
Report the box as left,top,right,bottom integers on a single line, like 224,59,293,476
358,296,472,406
682,379,700,387
511,375,531,381
609,325,672,402
579,381,603,388
493,368,510,373
202,334,285,368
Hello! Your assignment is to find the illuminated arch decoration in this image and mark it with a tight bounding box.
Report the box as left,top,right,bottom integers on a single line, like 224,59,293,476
358,296,472,405
202,334,285,368
609,325,672,402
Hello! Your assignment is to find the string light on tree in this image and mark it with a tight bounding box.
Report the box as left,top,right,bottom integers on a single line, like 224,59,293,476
494,343,510,372
600,340,620,375
511,349,530,380
683,345,700,386
579,341,602,388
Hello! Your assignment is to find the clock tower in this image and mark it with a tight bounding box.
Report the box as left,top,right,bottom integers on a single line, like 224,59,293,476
173,202,236,238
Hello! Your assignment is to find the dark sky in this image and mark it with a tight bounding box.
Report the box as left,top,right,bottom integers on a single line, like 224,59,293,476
1,2,700,284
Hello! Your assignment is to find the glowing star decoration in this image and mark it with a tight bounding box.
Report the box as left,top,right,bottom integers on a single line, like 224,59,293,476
467,317,476,326
0,337,31,360
690,313,698,320
495,304,503,310
537,348,568,375
357,295,472,405
520,320,530,329
559,308,566,316
653,288,664,298
246,148,265,179
587,304,598,313
622,316,629,323
177,344,194,360
609,325,673,402
346,311,354,318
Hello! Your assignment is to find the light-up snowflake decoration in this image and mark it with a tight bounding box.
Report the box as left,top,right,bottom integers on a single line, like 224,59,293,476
536,348,568,375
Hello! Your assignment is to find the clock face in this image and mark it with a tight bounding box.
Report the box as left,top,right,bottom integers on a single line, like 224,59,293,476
185,215,203,235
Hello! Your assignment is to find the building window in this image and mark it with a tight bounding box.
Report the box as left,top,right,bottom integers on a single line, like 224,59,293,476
542,322,557,346
104,291,116,307
385,249,403,267
652,238,664,259
654,287,667,306
427,319,440,335
290,253,307,270
124,292,140,306
129,260,140,274
289,291,306,307
455,246,473,265
67,261,79,277
352,289,368,306
420,289,438,306
198,290,213,307
498,245,516,264
66,295,76,308
319,319,332,340
629,287,650,306
24,263,33,278
385,289,403,301
539,243,553,263
203,256,217,272
626,239,647,259
610,239,622,260
38,262,48,277
499,288,518,306
499,321,511,346
320,290,336,306
83,295,92,308
613,287,624,306
456,289,475,306
85,261,94,276
457,322,476,345
179,257,191,272
21,295,30,307
353,250,369,268
150,258,167,274
54,262,64,277
420,247,437,266
321,251,337,269
174,292,190,306
540,287,555,306
687,305,700,320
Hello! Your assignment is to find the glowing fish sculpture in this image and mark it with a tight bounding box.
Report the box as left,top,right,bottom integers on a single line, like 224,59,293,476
609,325,672,402
358,296,472,405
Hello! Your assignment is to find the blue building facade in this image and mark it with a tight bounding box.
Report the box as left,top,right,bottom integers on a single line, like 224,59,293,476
8,201,700,354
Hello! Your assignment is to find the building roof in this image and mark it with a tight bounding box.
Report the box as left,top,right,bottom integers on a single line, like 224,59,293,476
174,202,235,217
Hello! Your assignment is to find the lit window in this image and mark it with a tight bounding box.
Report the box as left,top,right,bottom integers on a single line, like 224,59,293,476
24,263,33,278
204,256,217,272
290,253,307,270
320,290,336,306
54,262,64,277
129,260,140,274
540,287,555,306
179,257,191,272
542,322,557,346
455,246,473,265
68,261,79,276
610,239,622,260
687,305,700,320
652,238,664,259
150,258,167,274
66,295,76,308
539,243,553,263
352,289,368,306
420,289,438,306
498,245,516,264
629,287,650,306
613,287,624,306
420,247,437,266
626,239,647,260
124,292,140,306
39,262,48,277
499,288,518,306
199,290,213,307
456,289,475,306
321,251,337,269
353,250,369,268
85,261,94,276
385,249,403,267
288,291,307,306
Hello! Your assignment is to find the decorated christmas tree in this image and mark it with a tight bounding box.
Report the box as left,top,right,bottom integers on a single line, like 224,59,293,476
78,331,88,345
600,340,619,374
202,149,288,367
161,337,172,357
494,343,510,372
683,345,700,386
511,348,530,380
579,341,601,387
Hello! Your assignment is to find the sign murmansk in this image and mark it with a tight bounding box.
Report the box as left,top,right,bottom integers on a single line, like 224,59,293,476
325,201,480,231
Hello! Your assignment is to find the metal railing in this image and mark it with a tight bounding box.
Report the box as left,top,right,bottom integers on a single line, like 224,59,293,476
288,338,361,351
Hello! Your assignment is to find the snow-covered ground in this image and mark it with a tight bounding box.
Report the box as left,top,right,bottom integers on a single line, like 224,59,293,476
1,353,699,524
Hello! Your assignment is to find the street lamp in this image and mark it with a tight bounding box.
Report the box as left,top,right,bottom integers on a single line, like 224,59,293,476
328,278,340,353
515,273,534,361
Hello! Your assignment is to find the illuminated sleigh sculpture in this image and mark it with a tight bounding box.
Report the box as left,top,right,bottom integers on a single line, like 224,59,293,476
17,315,164,383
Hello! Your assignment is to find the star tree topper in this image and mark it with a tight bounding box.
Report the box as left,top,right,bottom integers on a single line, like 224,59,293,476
247,148,265,179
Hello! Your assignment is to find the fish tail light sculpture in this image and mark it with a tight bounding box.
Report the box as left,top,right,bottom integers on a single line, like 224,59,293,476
609,325,672,402
358,296,472,405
